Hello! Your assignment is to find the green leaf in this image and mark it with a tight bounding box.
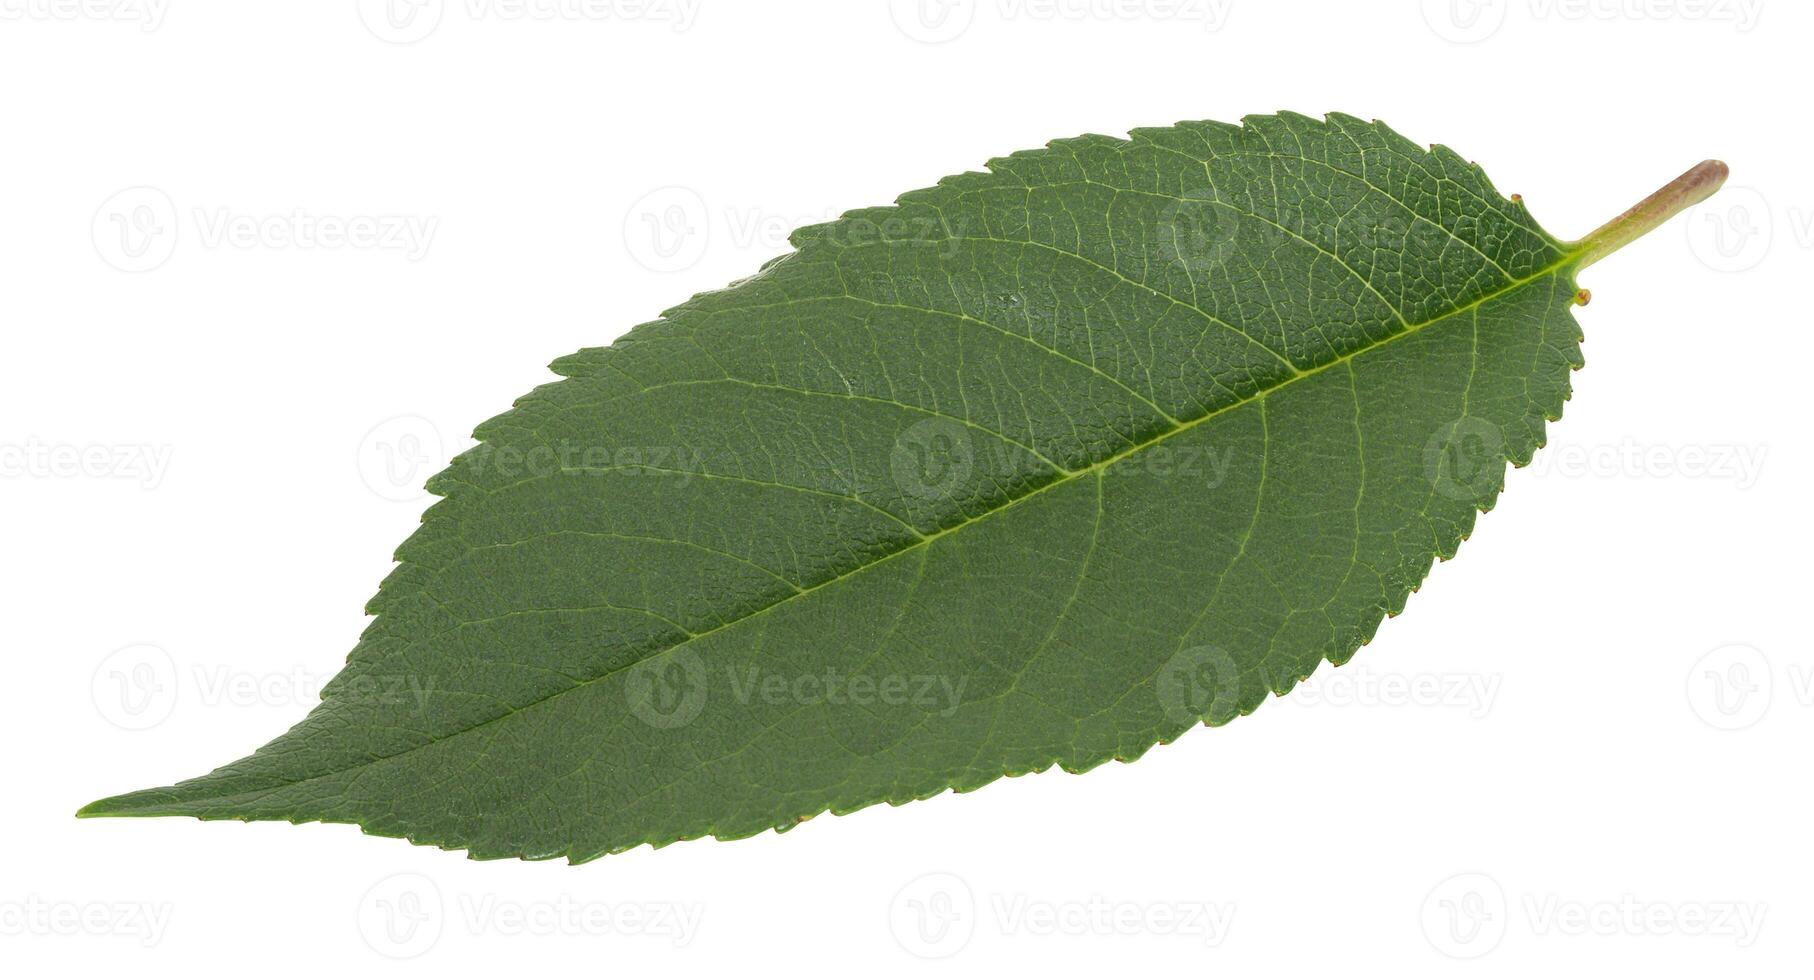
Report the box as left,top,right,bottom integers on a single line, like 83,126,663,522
80,113,1724,862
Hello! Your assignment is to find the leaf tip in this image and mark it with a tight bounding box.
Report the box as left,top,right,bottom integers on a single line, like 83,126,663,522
75,795,130,819
76,786,183,820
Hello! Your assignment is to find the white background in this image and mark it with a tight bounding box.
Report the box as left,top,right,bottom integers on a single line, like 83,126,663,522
2,0,1806,975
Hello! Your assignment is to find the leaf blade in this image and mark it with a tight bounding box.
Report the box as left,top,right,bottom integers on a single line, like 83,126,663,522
84,113,1589,861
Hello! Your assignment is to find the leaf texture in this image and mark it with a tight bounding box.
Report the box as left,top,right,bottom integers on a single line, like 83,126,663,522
85,112,1591,861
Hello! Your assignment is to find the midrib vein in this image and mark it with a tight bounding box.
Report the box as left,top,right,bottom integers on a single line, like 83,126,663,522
149,249,1582,807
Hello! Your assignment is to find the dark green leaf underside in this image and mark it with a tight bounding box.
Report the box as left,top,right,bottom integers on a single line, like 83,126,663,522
84,112,1587,862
